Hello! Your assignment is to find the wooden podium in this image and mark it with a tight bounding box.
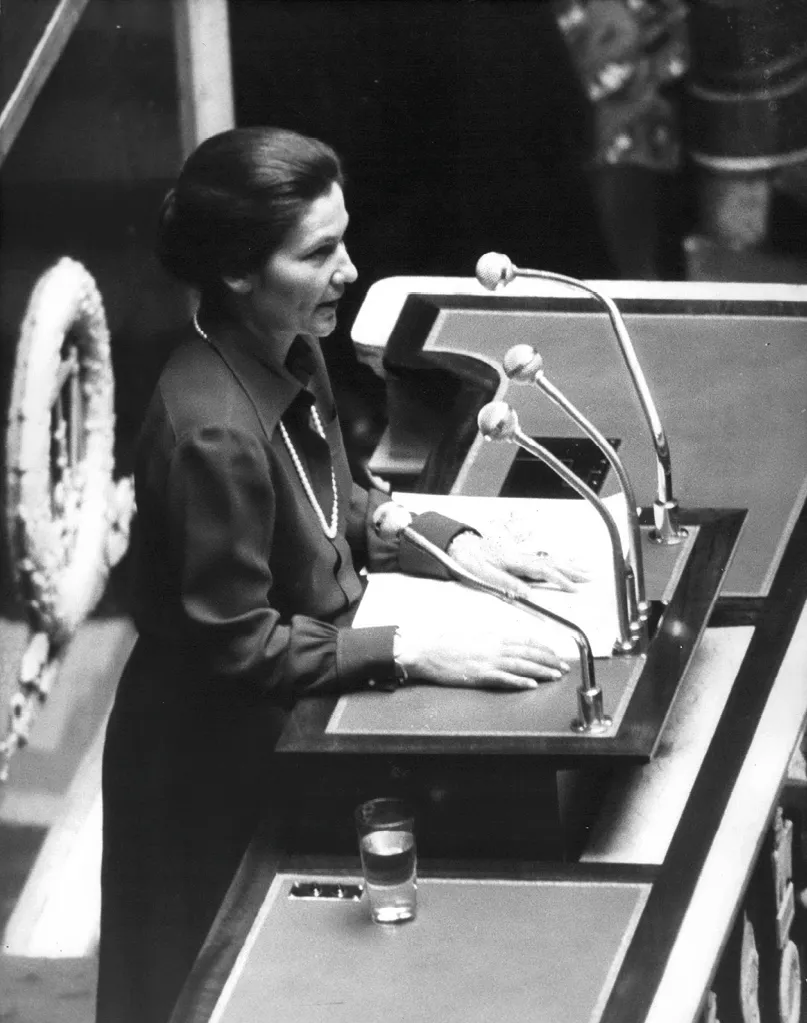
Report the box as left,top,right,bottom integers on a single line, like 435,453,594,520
171,279,807,1023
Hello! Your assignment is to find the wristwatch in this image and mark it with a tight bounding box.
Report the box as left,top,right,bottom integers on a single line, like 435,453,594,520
366,629,409,691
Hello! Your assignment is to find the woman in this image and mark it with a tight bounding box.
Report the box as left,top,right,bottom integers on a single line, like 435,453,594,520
96,127,581,1023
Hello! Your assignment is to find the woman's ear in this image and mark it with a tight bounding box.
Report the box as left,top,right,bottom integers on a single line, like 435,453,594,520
222,275,253,295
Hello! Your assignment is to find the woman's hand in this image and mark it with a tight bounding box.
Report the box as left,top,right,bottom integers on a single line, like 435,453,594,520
447,530,589,597
395,626,570,691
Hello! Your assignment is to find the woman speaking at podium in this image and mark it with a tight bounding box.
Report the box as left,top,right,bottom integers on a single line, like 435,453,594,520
96,127,582,1023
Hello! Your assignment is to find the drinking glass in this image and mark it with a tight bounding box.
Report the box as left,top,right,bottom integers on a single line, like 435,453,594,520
355,797,417,923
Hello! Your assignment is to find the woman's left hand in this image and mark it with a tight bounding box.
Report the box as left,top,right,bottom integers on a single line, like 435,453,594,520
447,530,590,597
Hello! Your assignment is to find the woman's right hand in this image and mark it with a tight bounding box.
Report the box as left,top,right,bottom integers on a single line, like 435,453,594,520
394,626,570,691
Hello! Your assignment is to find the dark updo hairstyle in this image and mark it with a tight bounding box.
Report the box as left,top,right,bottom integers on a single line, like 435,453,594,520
156,127,344,298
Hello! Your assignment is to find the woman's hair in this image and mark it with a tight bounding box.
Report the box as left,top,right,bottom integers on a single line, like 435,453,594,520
156,127,344,294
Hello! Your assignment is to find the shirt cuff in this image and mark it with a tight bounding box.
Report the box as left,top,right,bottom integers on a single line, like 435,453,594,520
398,511,479,580
337,625,399,691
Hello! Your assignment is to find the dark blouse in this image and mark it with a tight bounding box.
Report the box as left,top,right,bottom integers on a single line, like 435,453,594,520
130,310,464,702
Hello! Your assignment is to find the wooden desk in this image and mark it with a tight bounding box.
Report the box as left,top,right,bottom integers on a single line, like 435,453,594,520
190,865,654,1023
170,608,807,1023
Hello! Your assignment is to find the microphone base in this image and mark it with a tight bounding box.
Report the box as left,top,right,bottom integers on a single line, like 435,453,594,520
571,686,613,735
571,717,613,736
650,499,689,546
613,635,642,656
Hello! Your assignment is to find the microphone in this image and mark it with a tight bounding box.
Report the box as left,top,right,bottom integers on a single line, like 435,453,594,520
475,252,685,544
475,251,517,291
373,501,610,733
477,402,641,654
503,344,649,623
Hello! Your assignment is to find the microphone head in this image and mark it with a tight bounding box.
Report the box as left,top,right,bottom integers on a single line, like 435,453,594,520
475,252,515,291
372,501,413,540
503,344,543,383
477,401,519,442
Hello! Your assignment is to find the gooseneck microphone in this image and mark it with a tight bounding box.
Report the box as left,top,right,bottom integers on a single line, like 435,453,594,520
503,344,649,623
477,402,641,655
373,501,610,733
475,252,685,545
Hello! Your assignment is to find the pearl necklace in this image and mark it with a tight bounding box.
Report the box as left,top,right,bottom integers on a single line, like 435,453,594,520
192,311,339,539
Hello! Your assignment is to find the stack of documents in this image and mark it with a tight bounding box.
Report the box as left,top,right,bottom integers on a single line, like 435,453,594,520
353,493,632,660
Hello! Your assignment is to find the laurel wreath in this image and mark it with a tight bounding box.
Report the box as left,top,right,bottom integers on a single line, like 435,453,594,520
2,257,135,779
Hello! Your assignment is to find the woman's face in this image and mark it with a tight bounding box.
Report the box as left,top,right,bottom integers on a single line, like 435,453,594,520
229,182,357,348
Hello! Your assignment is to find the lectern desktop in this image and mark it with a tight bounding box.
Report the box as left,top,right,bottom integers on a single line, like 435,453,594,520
171,280,807,1023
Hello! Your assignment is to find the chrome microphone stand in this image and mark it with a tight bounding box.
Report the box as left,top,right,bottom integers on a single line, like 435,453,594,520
477,402,643,655
502,343,649,623
475,252,686,545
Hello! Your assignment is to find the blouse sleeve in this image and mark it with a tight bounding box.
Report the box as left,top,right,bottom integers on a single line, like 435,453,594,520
164,426,396,703
349,485,478,577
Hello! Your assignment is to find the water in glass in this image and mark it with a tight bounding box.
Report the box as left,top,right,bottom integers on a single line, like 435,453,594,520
360,828,417,922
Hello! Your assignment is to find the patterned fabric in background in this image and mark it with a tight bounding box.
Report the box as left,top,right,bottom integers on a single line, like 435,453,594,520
554,0,689,171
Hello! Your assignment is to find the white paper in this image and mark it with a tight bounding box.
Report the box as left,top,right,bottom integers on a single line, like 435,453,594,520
354,494,633,658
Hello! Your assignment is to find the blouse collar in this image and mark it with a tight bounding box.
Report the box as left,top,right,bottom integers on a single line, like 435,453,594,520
192,305,327,438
